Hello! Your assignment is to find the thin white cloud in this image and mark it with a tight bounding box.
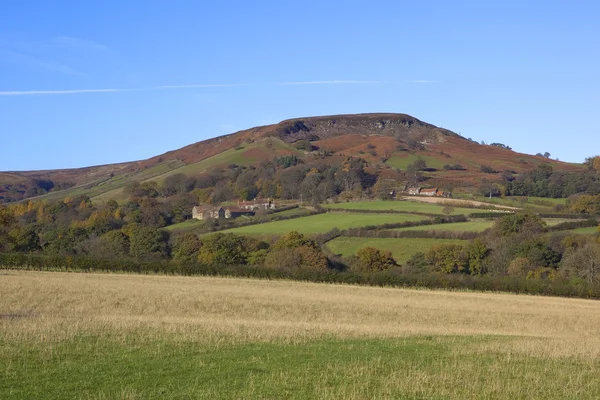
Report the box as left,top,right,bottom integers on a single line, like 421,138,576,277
277,80,382,85
0,84,245,96
0,81,379,96
49,36,109,51
0,88,125,96
410,80,436,84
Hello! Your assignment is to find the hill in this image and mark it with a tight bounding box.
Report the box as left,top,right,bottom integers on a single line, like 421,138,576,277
0,113,583,203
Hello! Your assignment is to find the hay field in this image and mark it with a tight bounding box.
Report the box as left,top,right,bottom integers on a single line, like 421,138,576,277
2,271,600,399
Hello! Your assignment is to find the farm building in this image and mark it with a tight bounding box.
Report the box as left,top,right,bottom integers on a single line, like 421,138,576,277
223,207,255,219
192,206,225,220
420,188,438,197
237,198,275,210
407,187,422,195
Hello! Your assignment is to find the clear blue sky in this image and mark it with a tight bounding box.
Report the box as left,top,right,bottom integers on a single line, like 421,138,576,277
1,0,598,171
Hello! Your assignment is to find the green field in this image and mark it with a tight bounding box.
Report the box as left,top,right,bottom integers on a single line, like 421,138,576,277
222,213,427,235
4,271,599,399
324,200,476,215
393,220,495,232
567,226,600,235
325,237,467,263
385,154,448,170
471,196,568,210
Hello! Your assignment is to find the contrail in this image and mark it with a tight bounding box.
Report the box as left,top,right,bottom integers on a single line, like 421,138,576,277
0,81,383,96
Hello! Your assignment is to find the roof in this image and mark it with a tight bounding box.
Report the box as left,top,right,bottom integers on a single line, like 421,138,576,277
238,198,271,205
420,188,438,193
193,205,221,212
224,206,254,213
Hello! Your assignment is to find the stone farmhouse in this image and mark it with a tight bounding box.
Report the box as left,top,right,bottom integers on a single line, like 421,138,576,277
237,198,275,210
420,188,438,197
192,206,225,220
192,205,255,220
406,187,452,198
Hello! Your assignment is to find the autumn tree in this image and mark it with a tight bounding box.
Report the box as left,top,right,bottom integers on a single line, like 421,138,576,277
264,231,329,271
172,233,202,261
129,225,170,260
425,244,468,273
352,247,396,272
560,242,600,283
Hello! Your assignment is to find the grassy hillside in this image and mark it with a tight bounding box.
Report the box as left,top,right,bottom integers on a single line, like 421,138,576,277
3,271,600,399
2,113,584,205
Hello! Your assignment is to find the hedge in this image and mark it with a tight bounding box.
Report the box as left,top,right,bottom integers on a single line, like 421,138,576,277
2,253,600,300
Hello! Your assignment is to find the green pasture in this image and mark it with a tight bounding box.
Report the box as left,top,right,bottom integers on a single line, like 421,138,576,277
565,226,600,235
473,196,567,210
393,220,495,232
385,154,448,170
222,213,427,235
324,200,476,215
325,237,467,264
3,334,597,400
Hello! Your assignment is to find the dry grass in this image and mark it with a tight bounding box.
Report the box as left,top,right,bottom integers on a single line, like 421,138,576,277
3,271,600,399
2,271,600,356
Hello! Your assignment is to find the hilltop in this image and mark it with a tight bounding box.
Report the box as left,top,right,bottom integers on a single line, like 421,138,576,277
0,113,583,203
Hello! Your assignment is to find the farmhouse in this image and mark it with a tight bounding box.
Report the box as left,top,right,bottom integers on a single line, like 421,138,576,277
223,206,255,219
192,206,225,220
237,198,275,210
408,187,422,195
420,188,438,197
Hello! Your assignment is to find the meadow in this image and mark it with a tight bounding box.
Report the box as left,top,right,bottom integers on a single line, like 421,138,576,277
392,220,495,232
325,237,467,263
222,212,426,235
324,200,476,215
385,154,448,170
2,271,600,399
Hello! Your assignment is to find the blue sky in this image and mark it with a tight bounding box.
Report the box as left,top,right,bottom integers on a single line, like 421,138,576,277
1,1,598,171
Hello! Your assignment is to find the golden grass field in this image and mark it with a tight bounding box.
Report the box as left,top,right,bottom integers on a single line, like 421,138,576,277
2,271,600,399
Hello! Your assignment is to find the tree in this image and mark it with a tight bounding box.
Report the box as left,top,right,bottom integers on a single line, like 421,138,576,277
264,231,329,271
442,206,455,216
493,212,546,237
129,226,170,260
8,227,40,252
560,243,600,283
408,158,427,171
466,239,489,276
373,177,394,200
264,246,328,271
172,233,202,261
425,244,468,273
197,233,257,265
353,247,396,272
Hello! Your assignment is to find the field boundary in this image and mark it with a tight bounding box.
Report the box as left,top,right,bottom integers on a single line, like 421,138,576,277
3,253,600,300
